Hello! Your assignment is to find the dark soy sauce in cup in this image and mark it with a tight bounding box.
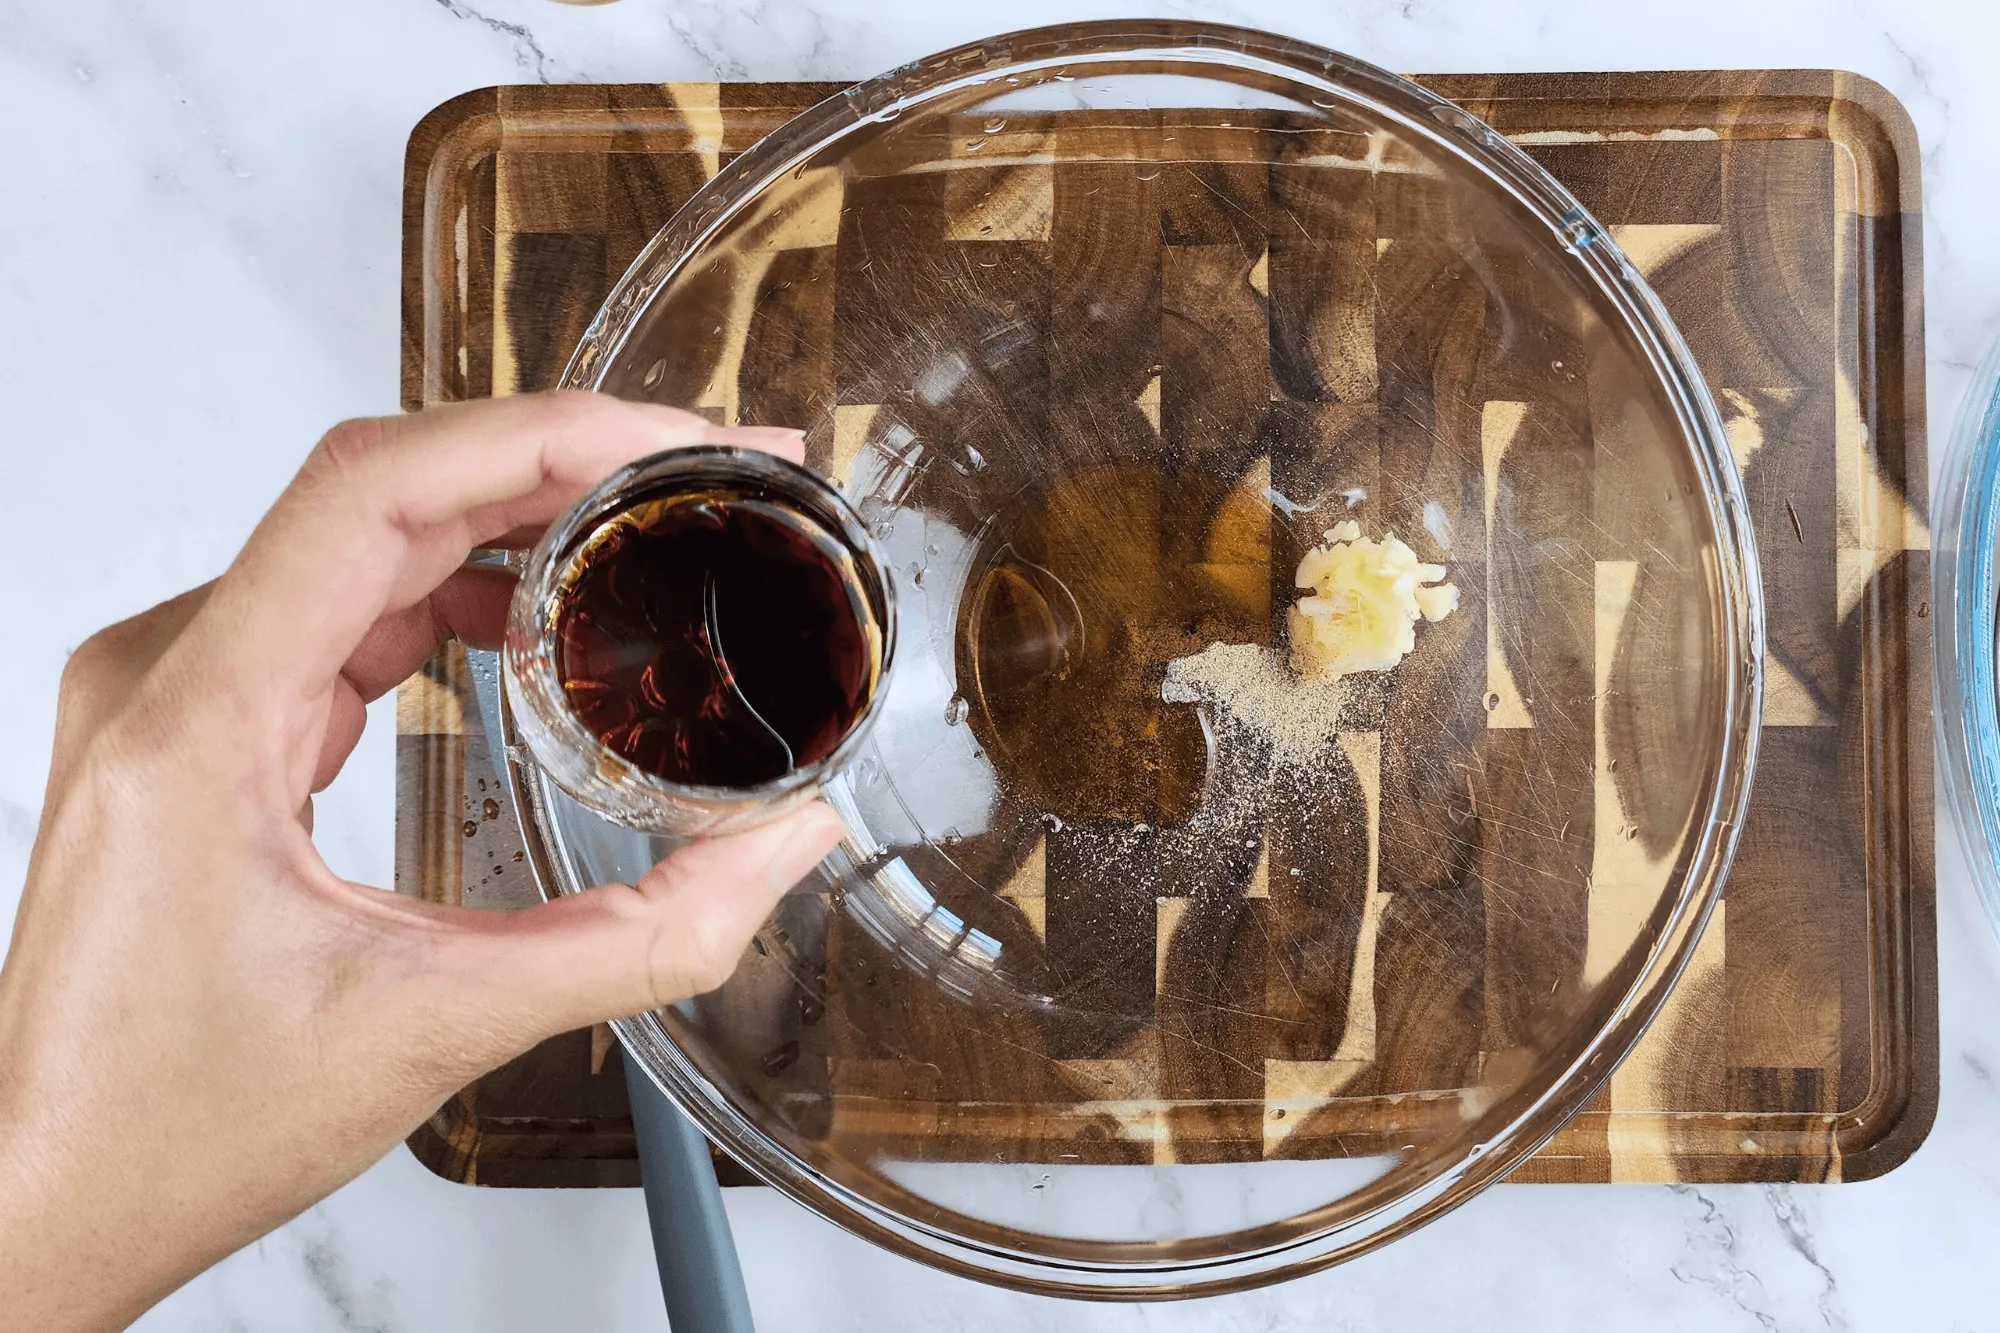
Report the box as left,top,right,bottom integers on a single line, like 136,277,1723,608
551,486,884,789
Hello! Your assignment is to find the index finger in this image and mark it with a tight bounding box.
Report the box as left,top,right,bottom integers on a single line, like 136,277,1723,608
194,392,804,721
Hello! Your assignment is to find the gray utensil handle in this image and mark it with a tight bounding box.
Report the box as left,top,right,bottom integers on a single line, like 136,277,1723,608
625,1047,758,1333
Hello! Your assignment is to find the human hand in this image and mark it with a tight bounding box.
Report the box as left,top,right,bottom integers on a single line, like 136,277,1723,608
0,392,846,1331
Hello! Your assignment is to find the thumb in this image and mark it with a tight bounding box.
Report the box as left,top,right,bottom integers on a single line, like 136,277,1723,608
457,802,846,1054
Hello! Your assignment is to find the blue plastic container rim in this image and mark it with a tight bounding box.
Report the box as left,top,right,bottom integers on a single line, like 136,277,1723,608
1936,326,2000,927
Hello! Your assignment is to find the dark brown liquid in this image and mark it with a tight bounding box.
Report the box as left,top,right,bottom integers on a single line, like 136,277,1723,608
553,488,881,789
956,462,1238,827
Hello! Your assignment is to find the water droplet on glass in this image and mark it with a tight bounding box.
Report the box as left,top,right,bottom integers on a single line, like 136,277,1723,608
945,696,969,726
461,820,478,838
983,117,1007,133
1136,166,1161,182
912,567,927,587
1429,103,1482,134
965,445,987,470
872,518,896,540
1041,812,1065,832
641,358,666,391
482,798,500,821
940,827,962,846
1484,691,1501,711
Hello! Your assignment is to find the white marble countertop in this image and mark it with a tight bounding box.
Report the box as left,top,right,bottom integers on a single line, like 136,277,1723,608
2,0,1996,1328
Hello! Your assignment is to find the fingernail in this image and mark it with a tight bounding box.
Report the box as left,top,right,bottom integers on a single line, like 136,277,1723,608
760,804,845,892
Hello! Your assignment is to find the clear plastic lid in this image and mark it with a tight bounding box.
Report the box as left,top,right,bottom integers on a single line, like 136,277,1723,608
512,20,1763,1296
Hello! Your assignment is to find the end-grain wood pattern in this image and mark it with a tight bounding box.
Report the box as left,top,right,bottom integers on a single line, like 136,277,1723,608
396,72,1933,1188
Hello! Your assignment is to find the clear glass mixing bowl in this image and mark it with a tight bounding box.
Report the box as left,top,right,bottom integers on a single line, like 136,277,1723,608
505,19,1763,1297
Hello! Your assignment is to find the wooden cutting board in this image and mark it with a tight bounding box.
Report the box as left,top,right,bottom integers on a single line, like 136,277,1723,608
395,72,1934,1186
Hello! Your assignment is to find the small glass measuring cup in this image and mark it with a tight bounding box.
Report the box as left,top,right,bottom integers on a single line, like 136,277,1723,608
503,445,897,838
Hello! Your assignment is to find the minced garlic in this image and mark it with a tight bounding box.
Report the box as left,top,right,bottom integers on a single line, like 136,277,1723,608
1288,520,1459,682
